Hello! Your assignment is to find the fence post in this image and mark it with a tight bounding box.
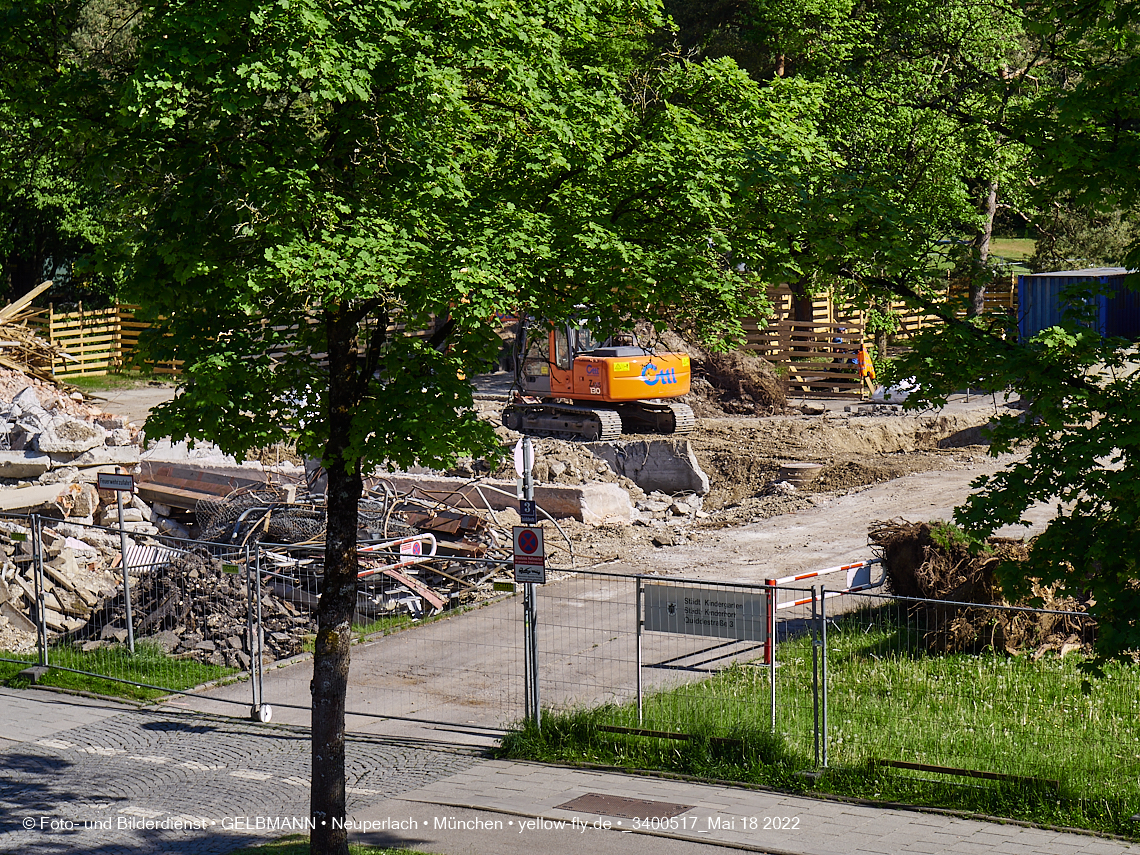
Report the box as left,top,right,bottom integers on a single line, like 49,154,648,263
635,577,643,726
116,473,136,654
114,299,123,371
249,545,271,722
812,587,820,768
522,587,532,724
246,544,258,715
820,584,829,768
32,515,48,667
766,579,776,732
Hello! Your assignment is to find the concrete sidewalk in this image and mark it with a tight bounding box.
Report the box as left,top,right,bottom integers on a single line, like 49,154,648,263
349,759,1137,855
2,685,1136,855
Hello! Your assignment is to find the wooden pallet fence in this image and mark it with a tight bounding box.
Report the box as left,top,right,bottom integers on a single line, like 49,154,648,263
26,304,433,379
745,318,865,398
24,304,180,378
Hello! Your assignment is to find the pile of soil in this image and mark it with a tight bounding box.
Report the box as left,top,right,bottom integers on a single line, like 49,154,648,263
651,330,786,417
868,519,1094,657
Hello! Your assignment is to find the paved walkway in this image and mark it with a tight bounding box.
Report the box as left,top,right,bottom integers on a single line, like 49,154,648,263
0,686,1135,855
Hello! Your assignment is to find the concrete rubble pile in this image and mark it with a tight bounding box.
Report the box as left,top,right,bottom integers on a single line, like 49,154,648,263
0,383,143,488
0,518,122,653
71,550,314,669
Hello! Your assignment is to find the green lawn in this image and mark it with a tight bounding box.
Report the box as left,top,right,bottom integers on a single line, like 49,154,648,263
500,606,1140,836
0,642,234,701
989,237,1035,261
64,371,175,392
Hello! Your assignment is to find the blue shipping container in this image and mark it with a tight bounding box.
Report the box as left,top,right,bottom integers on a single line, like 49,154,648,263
1017,268,1140,341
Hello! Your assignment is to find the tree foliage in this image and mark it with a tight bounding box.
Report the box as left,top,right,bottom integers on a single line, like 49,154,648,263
0,2,827,852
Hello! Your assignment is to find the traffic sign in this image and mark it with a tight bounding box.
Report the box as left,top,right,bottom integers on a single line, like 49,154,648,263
519,499,538,526
512,525,546,584
97,472,135,492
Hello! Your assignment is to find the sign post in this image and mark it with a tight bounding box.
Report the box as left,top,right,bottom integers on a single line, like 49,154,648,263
514,437,541,728
98,469,136,654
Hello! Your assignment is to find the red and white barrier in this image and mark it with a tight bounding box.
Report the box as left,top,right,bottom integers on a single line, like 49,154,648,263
762,558,884,664
766,558,884,610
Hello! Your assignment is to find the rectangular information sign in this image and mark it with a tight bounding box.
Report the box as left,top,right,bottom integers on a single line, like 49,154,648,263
512,525,546,584
96,472,136,492
519,499,538,526
643,584,766,642
513,563,546,585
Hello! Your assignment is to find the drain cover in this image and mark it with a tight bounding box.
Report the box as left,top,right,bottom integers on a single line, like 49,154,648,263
555,793,693,819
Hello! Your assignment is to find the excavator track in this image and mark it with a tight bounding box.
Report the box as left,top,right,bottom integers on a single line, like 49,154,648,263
503,403,623,442
614,401,695,435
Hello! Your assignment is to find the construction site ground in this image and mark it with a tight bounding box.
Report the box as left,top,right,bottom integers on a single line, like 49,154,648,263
100,376,1055,733
97,375,1047,585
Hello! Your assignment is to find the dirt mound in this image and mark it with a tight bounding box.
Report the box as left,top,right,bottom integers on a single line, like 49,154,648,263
868,519,1094,656
660,331,787,417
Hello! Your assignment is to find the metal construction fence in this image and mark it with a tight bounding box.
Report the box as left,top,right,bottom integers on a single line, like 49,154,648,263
0,514,269,716
5,522,1138,805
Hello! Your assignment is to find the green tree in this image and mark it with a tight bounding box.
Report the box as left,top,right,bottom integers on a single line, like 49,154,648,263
3,1,819,851
888,1,1140,668
0,0,126,299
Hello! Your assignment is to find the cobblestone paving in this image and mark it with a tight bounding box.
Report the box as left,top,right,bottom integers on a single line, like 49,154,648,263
0,708,481,855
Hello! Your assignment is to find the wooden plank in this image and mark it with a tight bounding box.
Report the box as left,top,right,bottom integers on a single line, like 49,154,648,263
139,462,268,497
371,566,447,611
0,280,53,323
136,483,214,510
872,759,1059,791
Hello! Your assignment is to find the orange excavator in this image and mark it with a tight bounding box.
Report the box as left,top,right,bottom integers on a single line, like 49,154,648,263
502,317,695,441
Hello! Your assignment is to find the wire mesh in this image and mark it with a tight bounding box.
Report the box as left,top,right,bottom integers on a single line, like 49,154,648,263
534,570,819,760
0,513,39,664
825,591,1138,805
31,517,262,698
255,545,524,727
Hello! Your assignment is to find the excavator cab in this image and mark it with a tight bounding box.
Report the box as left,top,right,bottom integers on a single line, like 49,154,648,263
505,317,695,441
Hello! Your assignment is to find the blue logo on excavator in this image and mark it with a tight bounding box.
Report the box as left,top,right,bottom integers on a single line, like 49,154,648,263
642,363,678,386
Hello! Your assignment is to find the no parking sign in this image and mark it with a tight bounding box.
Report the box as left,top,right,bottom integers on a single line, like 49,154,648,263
512,525,546,584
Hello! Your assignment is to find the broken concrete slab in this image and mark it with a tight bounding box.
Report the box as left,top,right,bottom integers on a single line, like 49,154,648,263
0,482,82,513
50,446,139,468
586,439,710,496
0,450,51,479
1,600,36,634
36,415,107,454
379,473,632,524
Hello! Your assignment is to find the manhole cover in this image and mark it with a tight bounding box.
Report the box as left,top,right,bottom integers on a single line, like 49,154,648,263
555,793,693,819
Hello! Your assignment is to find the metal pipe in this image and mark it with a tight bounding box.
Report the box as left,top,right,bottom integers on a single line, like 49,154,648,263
116,476,135,654
635,578,643,725
32,515,47,667
812,587,820,768
821,584,828,768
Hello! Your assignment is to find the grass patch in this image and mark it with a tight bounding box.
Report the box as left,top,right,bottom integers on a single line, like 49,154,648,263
354,613,415,640
0,642,234,702
227,834,429,855
499,609,1140,836
989,237,1035,262
65,371,174,392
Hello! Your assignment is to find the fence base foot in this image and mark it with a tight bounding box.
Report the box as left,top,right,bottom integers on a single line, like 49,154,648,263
18,665,49,684
250,704,272,723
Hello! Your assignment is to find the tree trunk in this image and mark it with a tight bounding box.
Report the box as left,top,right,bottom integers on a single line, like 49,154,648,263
310,305,363,855
969,179,998,318
872,298,889,360
789,277,813,322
